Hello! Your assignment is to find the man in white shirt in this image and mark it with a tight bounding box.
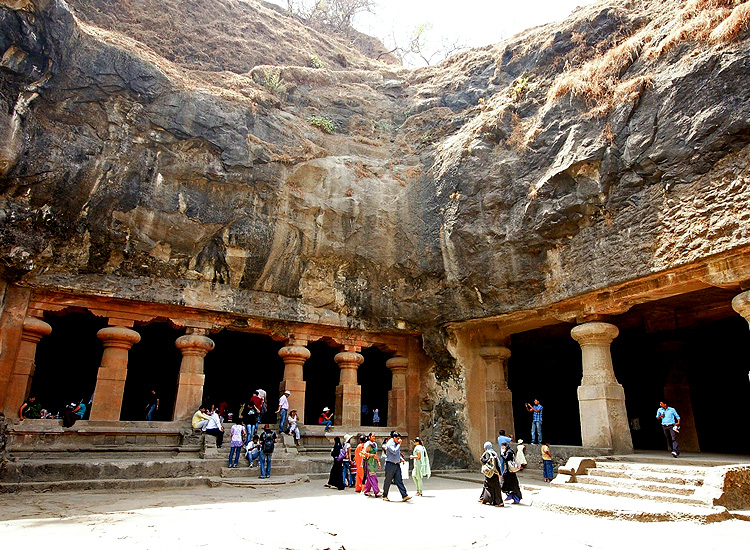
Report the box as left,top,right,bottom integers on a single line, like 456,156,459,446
276,390,290,434
203,406,225,448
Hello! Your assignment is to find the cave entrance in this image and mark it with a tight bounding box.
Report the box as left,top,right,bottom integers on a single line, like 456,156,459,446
508,323,583,446
359,346,392,426
30,310,107,418
303,340,339,425
121,321,182,421
609,287,750,455
203,330,284,426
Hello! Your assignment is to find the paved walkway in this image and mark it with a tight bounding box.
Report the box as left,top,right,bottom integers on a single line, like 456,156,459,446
1,476,748,549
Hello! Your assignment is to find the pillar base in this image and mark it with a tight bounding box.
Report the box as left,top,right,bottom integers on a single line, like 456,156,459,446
280,379,307,424
578,383,633,454
335,384,361,426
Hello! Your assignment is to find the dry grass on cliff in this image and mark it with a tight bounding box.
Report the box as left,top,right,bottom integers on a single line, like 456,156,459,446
545,0,749,116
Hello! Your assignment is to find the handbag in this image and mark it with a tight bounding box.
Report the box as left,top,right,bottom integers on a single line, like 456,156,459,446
400,461,409,479
481,458,497,478
507,459,521,473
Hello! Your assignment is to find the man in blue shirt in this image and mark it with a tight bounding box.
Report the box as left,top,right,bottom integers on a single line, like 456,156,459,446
497,429,512,449
381,432,411,502
525,399,543,444
656,401,681,457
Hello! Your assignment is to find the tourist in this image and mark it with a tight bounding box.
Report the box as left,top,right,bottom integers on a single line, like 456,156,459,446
525,399,543,444
325,436,346,490
145,389,159,421
217,400,228,422
497,429,512,449
191,405,210,430
62,400,86,428
318,407,333,431
362,432,382,497
354,434,366,492
541,441,554,482
287,409,301,445
516,439,528,470
499,442,523,504
19,396,41,419
656,400,681,457
228,417,246,468
247,390,263,442
203,405,225,448
256,388,267,424
479,441,503,507
381,432,411,502
245,434,261,467
342,433,354,487
276,389,290,434
258,424,277,478
372,408,380,426
409,437,431,496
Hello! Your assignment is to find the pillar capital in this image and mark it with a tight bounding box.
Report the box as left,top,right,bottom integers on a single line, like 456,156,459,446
279,345,311,362
176,334,215,357
478,345,511,361
732,290,750,323
334,351,364,369
21,316,52,343
97,326,141,349
571,321,619,346
386,355,408,372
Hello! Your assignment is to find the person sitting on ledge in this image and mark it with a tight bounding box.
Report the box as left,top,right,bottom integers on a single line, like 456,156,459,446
19,396,41,419
192,405,211,431
318,407,333,431
203,405,225,448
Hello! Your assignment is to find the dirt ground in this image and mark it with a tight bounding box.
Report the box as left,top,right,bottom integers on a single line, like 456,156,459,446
1,476,749,549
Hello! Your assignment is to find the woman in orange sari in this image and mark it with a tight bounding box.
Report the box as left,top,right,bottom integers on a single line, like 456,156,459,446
354,434,366,492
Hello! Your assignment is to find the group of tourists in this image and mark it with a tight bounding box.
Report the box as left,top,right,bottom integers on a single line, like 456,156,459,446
325,431,430,501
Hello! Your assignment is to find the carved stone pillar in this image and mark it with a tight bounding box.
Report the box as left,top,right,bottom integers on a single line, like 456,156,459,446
479,346,513,441
387,356,408,429
278,342,310,424
90,326,141,421
732,290,750,383
659,340,700,452
3,316,52,418
571,322,633,454
334,349,363,426
173,331,215,421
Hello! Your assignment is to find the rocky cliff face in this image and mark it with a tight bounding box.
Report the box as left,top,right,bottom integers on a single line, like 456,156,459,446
1,0,749,344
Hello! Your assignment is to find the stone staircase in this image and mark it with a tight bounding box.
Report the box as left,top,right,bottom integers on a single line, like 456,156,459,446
532,456,750,523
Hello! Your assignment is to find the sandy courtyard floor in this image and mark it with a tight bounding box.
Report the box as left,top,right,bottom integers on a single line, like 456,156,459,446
1,476,748,549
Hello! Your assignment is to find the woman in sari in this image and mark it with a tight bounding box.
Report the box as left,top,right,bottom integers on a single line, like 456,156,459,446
325,436,345,490
361,432,382,497
409,437,431,496
479,441,504,507
354,434,366,492
499,442,523,503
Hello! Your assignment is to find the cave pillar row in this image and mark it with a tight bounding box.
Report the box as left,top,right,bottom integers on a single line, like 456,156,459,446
571,322,633,454
2,316,52,419
479,345,513,442
335,347,363,426
387,356,408,430
659,340,700,452
173,329,215,421
732,290,750,383
278,338,310,424
89,323,141,421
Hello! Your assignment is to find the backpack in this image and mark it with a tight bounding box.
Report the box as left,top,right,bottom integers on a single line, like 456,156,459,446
261,432,275,453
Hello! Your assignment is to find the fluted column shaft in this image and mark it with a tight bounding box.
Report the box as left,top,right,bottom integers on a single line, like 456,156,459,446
3,316,51,418
334,350,363,426
571,322,633,454
387,356,408,429
173,333,215,421
479,346,513,441
90,326,141,421
278,344,310,423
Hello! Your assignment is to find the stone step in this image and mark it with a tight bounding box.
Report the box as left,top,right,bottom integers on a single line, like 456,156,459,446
553,480,709,506
577,474,698,496
217,474,310,488
532,486,731,523
593,461,710,477
586,467,705,486
0,476,212,494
